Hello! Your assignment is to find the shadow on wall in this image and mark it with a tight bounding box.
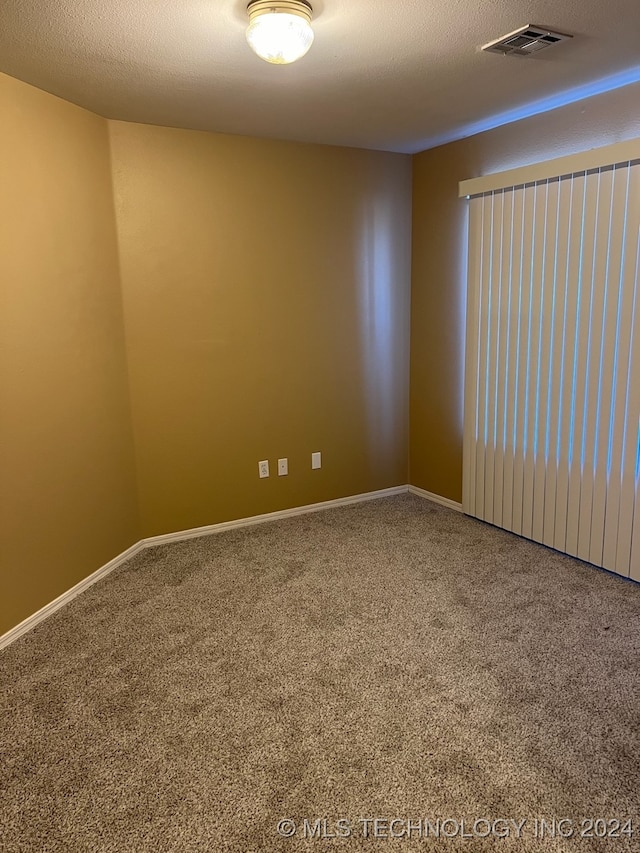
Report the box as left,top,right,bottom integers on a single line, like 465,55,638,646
357,194,409,474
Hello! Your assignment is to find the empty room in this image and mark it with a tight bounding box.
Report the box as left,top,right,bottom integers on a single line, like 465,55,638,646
1,1,639,850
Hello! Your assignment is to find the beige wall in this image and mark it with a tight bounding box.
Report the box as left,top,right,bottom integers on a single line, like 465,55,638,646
0,74,139,635
109,121,412,536
0,75,410,638
410,81,640,502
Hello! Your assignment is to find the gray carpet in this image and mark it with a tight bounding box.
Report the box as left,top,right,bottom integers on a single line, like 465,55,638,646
1,494,639,852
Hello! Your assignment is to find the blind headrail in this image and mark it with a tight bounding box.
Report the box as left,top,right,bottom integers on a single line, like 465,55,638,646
459,137,640,198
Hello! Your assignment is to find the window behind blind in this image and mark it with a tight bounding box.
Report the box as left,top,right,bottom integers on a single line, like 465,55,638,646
463,158,640,580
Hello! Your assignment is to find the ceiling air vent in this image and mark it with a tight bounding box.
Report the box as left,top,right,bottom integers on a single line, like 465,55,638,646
482,25,573,57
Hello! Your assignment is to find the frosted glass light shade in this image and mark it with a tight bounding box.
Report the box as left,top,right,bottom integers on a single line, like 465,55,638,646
246,1,314,65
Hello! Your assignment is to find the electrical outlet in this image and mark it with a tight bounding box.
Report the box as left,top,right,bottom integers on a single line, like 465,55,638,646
258,460,270,478
278,458,288,476
312,451,322,470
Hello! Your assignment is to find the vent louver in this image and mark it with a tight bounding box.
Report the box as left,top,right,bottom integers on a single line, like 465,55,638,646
482,25,573,56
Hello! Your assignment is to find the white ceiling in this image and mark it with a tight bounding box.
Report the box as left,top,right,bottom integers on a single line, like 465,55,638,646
1,0,639,153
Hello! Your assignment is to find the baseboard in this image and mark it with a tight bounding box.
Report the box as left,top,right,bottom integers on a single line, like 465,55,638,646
0,541,145,652
0,486,409,651
141,485,410,547
408,484,463,512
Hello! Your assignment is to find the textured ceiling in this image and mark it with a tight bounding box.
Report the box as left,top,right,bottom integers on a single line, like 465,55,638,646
0,0,639,153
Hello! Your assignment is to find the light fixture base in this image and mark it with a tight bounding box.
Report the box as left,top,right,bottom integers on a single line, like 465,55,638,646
247,0,313,26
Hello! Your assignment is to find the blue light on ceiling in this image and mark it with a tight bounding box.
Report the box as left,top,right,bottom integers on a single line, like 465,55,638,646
414,65,640,153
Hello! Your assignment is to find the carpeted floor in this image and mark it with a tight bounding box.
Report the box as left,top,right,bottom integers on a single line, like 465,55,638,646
1,494,639,852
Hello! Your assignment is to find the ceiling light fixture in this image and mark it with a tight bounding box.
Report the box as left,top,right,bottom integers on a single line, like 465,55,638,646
246,0,314,65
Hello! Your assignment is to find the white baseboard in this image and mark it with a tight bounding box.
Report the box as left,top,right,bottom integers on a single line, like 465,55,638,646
408,484,463,512
0,541,145,652
141,485,410,547
0,486,409,651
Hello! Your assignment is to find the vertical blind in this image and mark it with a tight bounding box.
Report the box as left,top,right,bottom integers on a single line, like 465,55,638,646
463,158,640,581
